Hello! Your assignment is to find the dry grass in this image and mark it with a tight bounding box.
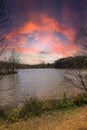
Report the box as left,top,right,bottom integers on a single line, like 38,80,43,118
0,105,87,130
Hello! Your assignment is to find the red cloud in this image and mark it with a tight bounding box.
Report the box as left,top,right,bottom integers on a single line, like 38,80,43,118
7,14,76,40
16,47,40,53
51,42,80,56
6,46,40,53
6,14,79,57
19,14,76,40
50,36,80,56
18,35,27,44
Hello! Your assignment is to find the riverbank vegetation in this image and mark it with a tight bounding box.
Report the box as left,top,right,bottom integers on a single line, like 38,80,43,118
0,105,87,130
0,49,20,78
0,92,87,122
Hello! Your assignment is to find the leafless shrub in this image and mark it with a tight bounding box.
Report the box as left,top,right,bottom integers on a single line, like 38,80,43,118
64,68,87,92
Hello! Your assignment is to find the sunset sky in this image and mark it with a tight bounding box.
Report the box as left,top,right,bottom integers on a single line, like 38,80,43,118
5,0,87,64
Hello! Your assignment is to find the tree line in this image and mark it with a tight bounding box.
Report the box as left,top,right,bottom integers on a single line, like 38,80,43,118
0,55,87,70
54,56,87,69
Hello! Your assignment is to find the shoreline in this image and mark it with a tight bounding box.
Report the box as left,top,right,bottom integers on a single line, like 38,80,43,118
0,92,87,122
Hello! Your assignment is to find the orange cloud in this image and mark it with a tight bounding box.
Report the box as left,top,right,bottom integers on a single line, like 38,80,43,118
5,14,78,57
7,14,76,40
16,47,40,53
19,14,76,40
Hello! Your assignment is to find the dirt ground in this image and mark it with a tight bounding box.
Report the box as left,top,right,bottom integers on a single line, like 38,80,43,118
0,106,87,130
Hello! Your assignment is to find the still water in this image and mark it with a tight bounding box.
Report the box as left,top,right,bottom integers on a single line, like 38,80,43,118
0,69,80,107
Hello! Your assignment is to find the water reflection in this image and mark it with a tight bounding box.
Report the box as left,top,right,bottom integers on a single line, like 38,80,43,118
0,69,80,108
0,74,20,107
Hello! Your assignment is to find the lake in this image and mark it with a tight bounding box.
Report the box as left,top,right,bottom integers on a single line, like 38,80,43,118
0,69,81,108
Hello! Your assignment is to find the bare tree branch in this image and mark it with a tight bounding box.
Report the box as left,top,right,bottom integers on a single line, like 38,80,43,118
0,0,9,56
0,0,9,77
64,68,87,92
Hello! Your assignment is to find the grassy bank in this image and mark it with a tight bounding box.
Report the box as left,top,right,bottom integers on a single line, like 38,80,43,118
1,105,87,130
0,92,87,122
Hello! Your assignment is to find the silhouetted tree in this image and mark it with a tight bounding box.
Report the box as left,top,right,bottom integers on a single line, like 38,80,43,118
0,0,9,55
64,66,87,92
0,0,10,77
7,49,20,74
54,56,87,69
64,24,87,93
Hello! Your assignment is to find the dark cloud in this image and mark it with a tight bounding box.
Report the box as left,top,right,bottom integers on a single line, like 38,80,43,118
5,0,87,63
7,0,87,36
39,51,50,54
